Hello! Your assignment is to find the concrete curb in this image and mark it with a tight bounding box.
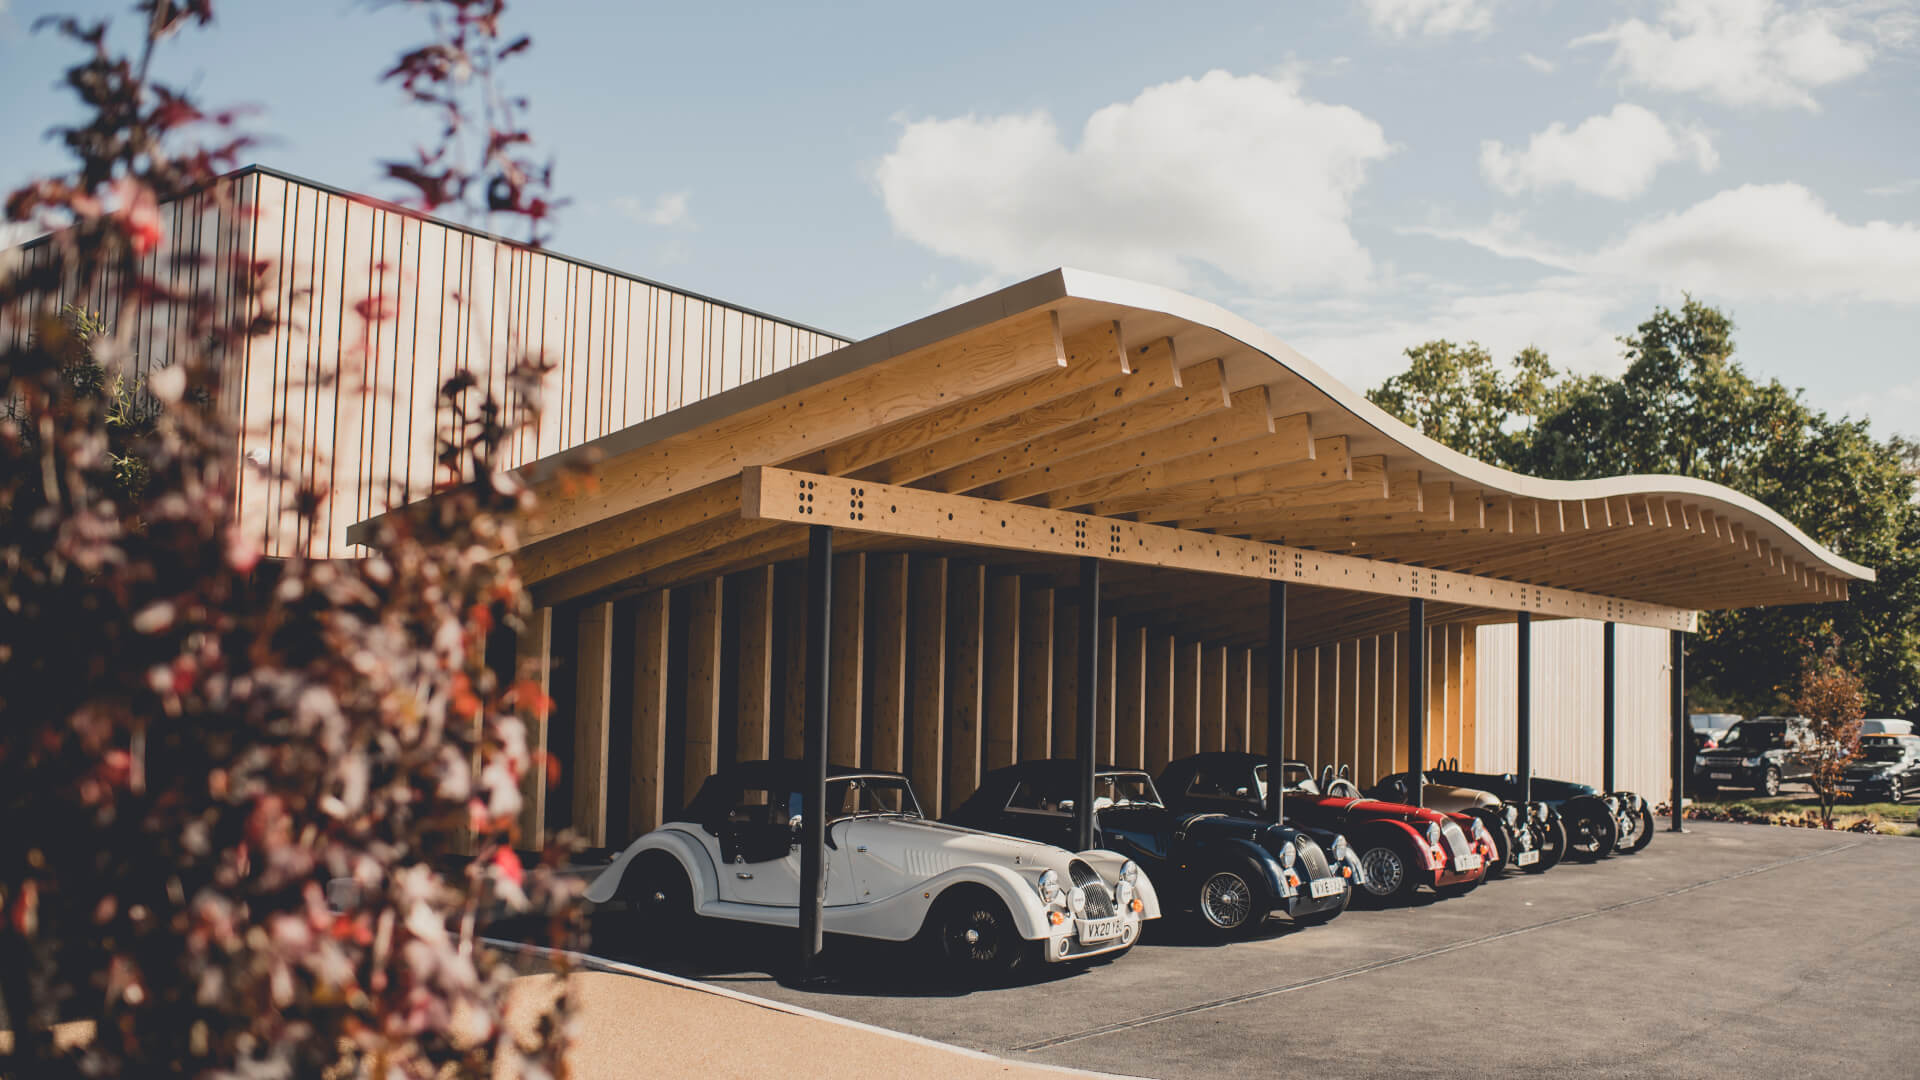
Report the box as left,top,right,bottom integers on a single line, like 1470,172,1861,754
481,937,1150,1080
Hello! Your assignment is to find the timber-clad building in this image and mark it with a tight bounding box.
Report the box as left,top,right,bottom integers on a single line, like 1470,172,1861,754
3,167,1874,852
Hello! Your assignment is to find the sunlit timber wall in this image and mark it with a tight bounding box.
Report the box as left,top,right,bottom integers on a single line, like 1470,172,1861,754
521,554,1488,848
0,167,848,559
1474,620,1672,797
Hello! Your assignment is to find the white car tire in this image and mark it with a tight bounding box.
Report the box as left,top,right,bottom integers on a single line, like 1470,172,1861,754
925,887,1029,982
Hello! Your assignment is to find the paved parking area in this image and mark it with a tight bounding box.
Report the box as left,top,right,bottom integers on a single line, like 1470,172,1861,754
592,822,1920,1079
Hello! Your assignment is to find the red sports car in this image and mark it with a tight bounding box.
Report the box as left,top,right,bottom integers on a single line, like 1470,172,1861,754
1159,753,1495,905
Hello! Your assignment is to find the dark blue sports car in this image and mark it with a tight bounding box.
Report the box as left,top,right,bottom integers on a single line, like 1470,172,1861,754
944,760,1363,937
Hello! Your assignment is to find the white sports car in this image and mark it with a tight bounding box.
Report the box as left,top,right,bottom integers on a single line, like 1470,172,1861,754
586,760,1160,978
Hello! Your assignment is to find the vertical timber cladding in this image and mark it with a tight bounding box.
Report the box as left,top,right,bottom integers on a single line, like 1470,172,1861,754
528,555,1497,844
15,168,849,561
1475,619,1673,796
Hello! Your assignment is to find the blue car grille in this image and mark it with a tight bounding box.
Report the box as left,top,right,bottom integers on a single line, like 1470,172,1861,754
1298,838,1330,879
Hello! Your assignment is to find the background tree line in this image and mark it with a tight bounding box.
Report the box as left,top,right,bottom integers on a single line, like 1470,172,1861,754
1367,299,1920,719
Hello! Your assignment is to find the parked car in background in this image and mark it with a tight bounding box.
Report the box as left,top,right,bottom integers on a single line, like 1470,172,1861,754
1860,719,1914,737
944,760,1360,937
1688,713,1741,777
1695,717,1814,797
1838,735,1920,803
1367,770,1567,875
585,760,1159,980
1157,754,1498,906
1690,713,1740,743
1424,761,1655,857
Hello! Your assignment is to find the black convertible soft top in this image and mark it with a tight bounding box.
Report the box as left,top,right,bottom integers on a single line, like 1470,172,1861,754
680,759,911,822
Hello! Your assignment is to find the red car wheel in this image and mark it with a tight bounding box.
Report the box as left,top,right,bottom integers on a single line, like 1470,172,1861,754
1354,837,1423,905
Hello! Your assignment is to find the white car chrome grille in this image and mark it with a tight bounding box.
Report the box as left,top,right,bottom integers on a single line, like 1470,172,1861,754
1067,860,1117,918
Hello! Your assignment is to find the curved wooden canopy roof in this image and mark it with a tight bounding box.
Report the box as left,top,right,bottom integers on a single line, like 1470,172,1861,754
352,268,1870,645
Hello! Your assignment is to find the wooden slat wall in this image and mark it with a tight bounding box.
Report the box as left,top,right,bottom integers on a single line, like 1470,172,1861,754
1475,619,1672,796
524,554,1512,845
4,170,847,561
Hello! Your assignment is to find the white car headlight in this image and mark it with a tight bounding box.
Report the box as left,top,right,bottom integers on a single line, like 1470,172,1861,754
1119,860,1139,885
1426,823,1442,848
1470,819,1489,842
1332,834,1351,861
1037,868,1063,906
1279,841,1297,869
1067,886,1088,918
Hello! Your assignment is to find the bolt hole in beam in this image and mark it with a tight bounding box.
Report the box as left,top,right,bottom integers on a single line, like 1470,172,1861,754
740,467,1697,632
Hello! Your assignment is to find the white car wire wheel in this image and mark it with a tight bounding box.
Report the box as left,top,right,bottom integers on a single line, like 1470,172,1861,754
1194,867,1266,935
928,888,1028,981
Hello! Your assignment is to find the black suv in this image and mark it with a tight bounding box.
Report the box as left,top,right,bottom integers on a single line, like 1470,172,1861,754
1695,717,1812,797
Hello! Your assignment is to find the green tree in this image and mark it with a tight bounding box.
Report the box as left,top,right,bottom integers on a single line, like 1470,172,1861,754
1364,340,1557,466
1369,301,1920,718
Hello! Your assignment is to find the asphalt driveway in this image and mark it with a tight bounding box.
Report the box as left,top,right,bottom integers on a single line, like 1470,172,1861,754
589,822,1920,1079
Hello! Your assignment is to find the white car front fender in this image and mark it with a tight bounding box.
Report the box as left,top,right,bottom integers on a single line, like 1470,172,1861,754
583,826,719,907
846,861,1056,942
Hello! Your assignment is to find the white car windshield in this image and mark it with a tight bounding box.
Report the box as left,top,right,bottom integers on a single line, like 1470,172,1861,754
826,777,923,821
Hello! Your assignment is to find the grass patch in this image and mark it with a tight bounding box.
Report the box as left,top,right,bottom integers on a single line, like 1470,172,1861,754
1700,793,1917,823
1686,789,1919,835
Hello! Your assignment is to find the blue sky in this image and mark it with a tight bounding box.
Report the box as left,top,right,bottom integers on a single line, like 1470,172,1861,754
3,0,1916,435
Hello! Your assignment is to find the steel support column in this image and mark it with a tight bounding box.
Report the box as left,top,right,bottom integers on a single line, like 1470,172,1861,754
1407,598,1426,808
1075,557,1100,852
1602,621,1617,793
799,525,833,973
1670,628,1686,833
1516,611,1532,805
1266,581,1289,825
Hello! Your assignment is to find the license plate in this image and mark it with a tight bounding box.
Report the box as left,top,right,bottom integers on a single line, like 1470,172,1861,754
1310,876,1344,899
1513,850,1540,867
1076,917,1121,943
1453,852,1483,872
1710,772,1733,780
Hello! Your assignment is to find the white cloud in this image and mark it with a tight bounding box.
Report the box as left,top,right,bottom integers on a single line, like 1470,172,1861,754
1282,279,1634,389
1362,0,1497,37
1521,52,1557,73
1400,214,1581,270
1479,104,1719,200
1426,184,1920,304
1574,0,1875,110
1591,183,1920,301
875,71,1392,296
613,191,691,227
